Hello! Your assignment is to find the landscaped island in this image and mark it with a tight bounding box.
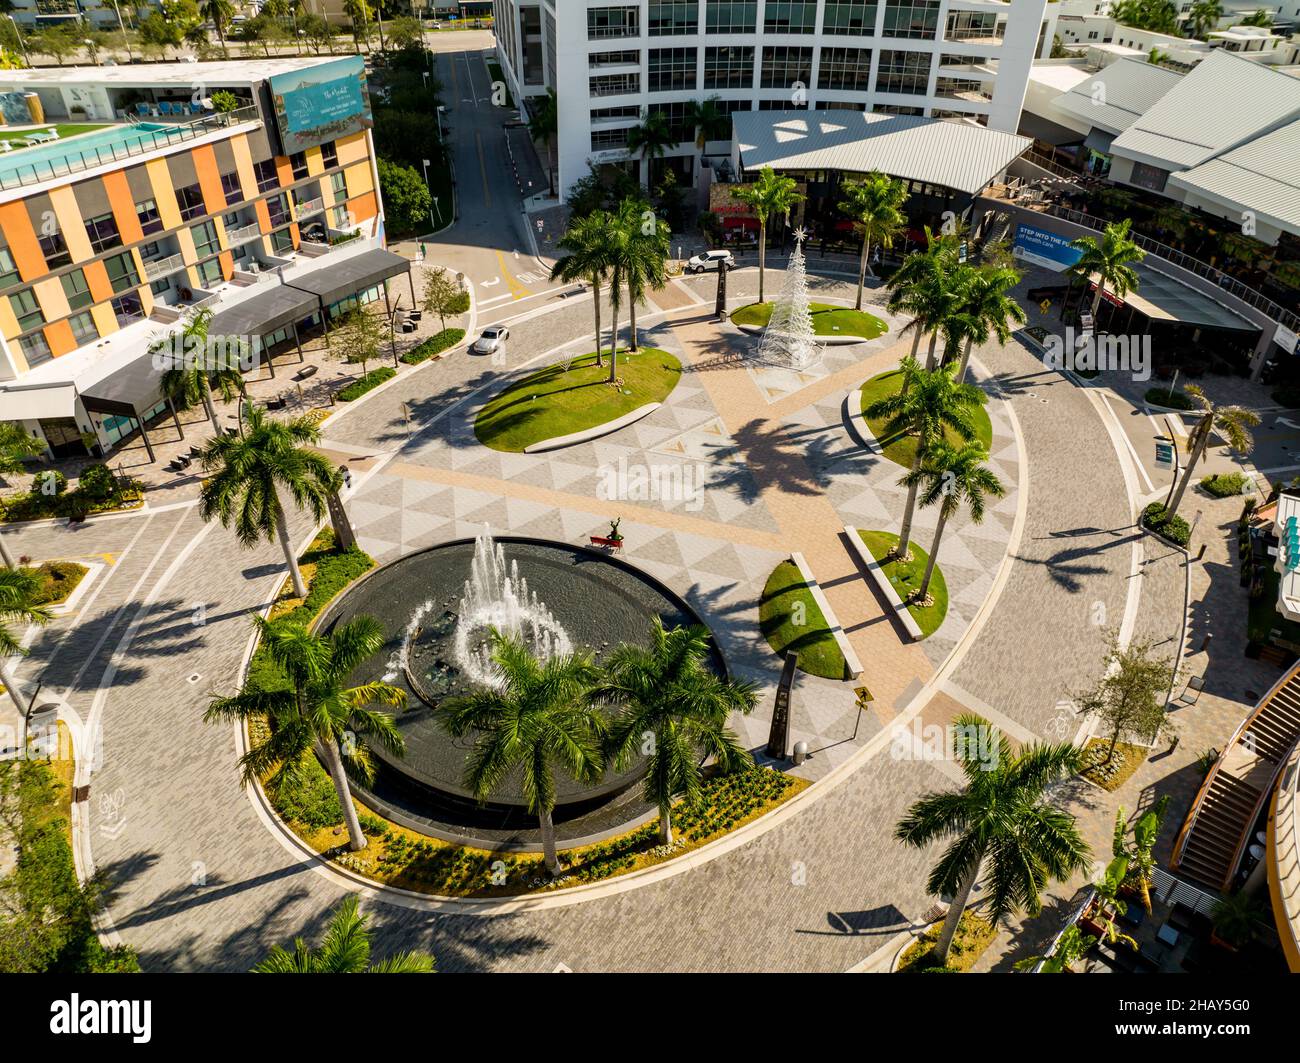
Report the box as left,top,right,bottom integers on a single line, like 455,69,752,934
733,301,888,340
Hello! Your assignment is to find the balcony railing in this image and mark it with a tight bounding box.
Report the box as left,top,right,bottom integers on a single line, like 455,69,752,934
142,253,184,281
0,105,261,193
226,222,262,246
293,197,325,219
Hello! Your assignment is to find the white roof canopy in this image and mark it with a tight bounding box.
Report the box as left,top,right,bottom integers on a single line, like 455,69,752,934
0,381,78,422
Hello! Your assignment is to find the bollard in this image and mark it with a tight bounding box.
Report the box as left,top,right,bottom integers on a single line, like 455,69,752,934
792,740,808,766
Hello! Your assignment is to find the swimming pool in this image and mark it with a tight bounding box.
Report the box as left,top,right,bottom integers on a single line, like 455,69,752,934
0,123,190,189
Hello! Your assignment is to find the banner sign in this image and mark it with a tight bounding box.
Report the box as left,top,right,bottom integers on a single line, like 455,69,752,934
1013,223,1084,272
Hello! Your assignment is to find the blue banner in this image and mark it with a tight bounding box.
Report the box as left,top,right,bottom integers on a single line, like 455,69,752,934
1013,223,1084,273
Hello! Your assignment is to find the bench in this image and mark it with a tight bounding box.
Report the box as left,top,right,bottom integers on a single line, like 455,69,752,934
589,535,623,551
293,365,318,381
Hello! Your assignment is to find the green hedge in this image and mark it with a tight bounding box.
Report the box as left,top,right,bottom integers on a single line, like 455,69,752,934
1142,501,1191,546
400,328,465,365
1201,472,1249,498
1,465,142,523
337,367,397,402
1145,386,1194,410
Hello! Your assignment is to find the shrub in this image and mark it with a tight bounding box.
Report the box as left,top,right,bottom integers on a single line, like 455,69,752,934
1142,501,1191,546
267,758,344,828
337,367,396,402
1201,472,1249,498
33,469,67,496
1145,386,1194,410
400,328,465,365
77,463,115,500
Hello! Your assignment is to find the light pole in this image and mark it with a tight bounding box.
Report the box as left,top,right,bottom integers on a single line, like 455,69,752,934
421,158,439,231
110,0,134,62
5,15,28,67
436,103,445,141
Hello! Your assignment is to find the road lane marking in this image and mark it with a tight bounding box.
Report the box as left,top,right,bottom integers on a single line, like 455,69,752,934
475,131,492,209
495,250,531,300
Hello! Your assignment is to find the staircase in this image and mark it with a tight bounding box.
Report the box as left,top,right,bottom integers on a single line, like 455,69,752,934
1172,663,1300,890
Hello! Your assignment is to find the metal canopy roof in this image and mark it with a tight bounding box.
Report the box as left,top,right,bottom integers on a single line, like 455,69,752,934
207,283,320,339
1052,59,1182,138
1101,263,1259,332
80,347,167,416
0,381,78,422
284,248,410,308
732,111,1031,196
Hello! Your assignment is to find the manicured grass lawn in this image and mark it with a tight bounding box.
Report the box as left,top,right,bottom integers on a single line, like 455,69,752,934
898,911,996,973
733,301,888,340
2,124,107,151
1079,737,1148,792
859,369,993,469
759,560,849,680
475,349,682,453
857,529,948,639
26,560,88,607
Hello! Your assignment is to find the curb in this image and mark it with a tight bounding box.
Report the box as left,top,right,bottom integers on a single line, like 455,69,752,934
789,551,864,679
522,402,661,453
843,527,924,642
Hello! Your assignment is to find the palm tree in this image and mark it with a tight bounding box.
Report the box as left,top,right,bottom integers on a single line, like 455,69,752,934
686,95,730,150
156,307,246,434
0,567,51,708
438,634,606,877
1012,922,1096,972
625,109,674,188
896,715,1091,969
602,620,757,845
253,895,433,972
837,172,908,310
529,87,559,195
1187,0,1223,36
1165,385,1259,517
343,0,370,52
887,230,966,374
901,440,1005,605
1113,795,1169,913
199,403,340,599
864,358,985,561
207,615,406,852
550,210,616,368
1068,218,1145,322
0,425,46,569
947,265,1026,382
613,196,670,369
200,0,235,57
732,167,804,304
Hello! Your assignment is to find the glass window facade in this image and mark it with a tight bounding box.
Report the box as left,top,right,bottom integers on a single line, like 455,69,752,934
760,46,813,89
704,45,754,89
819,47,873,91
588,5,639,38
876,49,931,93
881,1,940,39
648,0,698,34
705,0,756,33
824,0,878,33
648,47,697,92
60,268,92,310
764,1,818,32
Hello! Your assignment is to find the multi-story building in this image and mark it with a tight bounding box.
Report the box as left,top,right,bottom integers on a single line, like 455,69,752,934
492,0,1060,198
0,57,405,460
7,0,144,32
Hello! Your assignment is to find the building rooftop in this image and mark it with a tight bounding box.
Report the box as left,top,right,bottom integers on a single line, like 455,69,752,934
732,110,1031,196
1109,50,1300,168
0,56,342,91
1052,58,1183,135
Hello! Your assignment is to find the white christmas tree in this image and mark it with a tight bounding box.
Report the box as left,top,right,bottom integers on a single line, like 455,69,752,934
756,227,819,371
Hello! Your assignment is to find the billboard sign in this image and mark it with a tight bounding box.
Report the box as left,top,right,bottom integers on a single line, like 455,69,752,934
268,56,372,155
1012,223,1084,273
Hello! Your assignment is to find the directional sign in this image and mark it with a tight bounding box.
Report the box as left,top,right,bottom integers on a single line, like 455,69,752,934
1154,441,1174,469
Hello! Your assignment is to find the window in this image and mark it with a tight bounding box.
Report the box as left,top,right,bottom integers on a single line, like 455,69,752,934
220,172,242,200
706,1,756,33
590,49,640,67
18,331,51,368
591,105,641,121
876,49,931,93
139,241,162,260
764,1,818,32
37,230,71,269
824,1,878,34
648,0,697,35
590,72,641,96
9,288,43,331
882,0,939,39
819,47,873,91
136,198,163,235
109,292,143,325
330,171,347,197
648,102,693,142
176,184,205,222
85,213,121,254
588,5,639,38
945,10,1000,40
0,246,19,290
320,142,338,168
270,228,294,254
253,158,279,192
1130,162,1169,193
60,269,92,310
289,151,309,180
760,46,812,89
150,278,171,296
68,310,97,345
192,220,220,258
591,127,632,151
104,251,140,294
196,258,222,288
705,45,754,88
266,194,291,227
649,47,697,92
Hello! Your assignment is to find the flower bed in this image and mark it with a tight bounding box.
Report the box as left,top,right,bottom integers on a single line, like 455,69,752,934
400,328,465,365
336,367,397,402
1141,501,1190,546
0,464,143,523
1078,738,1147,792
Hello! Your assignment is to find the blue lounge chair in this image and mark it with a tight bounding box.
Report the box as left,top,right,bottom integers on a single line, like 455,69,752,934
136,102,150,117
159,101,173,116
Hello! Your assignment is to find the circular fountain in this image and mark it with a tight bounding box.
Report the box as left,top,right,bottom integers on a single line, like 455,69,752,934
315,527,726,846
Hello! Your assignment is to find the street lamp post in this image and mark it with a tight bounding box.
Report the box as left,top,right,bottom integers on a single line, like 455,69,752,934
5,15,28,67
110,0,134,62
420,158,439,232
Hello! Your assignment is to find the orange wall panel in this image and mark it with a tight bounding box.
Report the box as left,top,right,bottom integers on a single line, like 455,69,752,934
275,157,293,188
44,319,76,358
192,144,227,215
253,199,271,232
349,192,378,224
83,260,113,304
102,171,144,246
0,202,48,281
219,251,233,281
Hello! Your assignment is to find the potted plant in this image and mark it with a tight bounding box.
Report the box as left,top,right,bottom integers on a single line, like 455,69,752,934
1210,892,1265,952
607,517,623,545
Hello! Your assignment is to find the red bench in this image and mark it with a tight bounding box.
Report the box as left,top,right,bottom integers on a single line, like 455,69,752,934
589,536,623,551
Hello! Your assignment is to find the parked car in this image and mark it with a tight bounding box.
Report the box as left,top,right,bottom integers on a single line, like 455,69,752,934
685,249,735,274
471,326,510,355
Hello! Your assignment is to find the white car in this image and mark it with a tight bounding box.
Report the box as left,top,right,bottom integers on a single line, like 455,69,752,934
471,326,510,355
685,249,734,274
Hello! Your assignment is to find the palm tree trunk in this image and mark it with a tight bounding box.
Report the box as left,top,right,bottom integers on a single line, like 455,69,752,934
900,328,923,398
202,388,221,433
896,446,924,562
917,508,949,602
932,861,980,967
627,283,639,354
856,236,870,311
590,276,604,367
0,535,14,569
1166,416,1211,517
273,503,308,598
957,338,975,383
658,802,673,845
1,660,25,710
757,222,767,304
320,737,367,851
923,331,939,371
376,11,386,51
538,806,562,876
1090,281,1105,320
